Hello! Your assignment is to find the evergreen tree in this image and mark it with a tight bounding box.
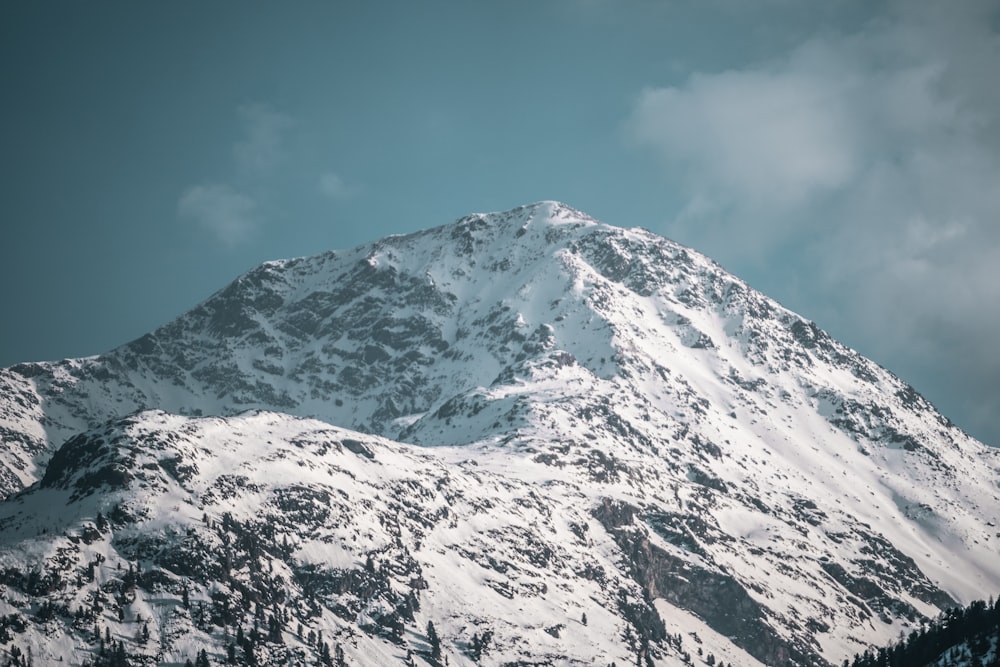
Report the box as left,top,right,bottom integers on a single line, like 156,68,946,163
113,641,127,667
427,620,442,661
850,597,1000,667
318,641,333,667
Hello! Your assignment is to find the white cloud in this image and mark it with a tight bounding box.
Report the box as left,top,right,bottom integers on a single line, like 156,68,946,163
318,172,360,199
177,184,257,247
630,62,857,210
233,104,294,176
627,0,1000,443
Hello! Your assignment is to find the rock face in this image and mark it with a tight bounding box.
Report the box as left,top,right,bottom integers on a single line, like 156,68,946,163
1,201,999,666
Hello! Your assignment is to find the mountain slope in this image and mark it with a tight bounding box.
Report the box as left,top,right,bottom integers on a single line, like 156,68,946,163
1,201,998,666
0,410,662,666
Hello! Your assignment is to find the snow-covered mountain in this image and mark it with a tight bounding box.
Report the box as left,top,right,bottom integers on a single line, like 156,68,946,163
1,201,998,666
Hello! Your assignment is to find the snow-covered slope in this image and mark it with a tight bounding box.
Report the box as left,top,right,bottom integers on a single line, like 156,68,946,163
1,410,659,666
1,201,998,666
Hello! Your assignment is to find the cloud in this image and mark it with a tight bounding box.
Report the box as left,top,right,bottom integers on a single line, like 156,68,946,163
233,104,294,176
178,104,361,246
177,184,257,247
627,0,1000,444
177,104,296,247
630,60,857,211
318,172,360,200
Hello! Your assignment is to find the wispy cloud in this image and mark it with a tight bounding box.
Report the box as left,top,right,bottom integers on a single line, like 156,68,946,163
177,184,257,247
178,103,362,247
233,104,294,176
178,104,294,247
318,172,360,200
627,0,1000,442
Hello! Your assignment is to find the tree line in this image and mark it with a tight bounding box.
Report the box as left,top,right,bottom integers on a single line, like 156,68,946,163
848,597,1000,667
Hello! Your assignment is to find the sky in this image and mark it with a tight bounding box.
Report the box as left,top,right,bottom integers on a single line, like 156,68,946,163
1,0,998,446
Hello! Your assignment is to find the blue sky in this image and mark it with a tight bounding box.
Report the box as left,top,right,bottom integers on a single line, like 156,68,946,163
2,1,999,446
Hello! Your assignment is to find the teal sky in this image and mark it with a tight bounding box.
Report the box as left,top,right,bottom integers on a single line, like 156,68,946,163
3,1,999,446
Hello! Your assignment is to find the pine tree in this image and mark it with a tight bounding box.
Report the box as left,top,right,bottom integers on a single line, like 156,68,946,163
427,620,442,661
268,614,283,643
113,641,127,667
318,641,333,667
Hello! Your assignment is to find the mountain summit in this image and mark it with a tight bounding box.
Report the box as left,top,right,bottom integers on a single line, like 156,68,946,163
1,202,998,666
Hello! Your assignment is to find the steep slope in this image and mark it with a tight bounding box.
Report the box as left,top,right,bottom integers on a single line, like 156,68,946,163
1,202,999,666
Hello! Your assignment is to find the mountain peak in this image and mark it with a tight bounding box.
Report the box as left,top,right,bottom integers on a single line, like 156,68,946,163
471,200,589,221
478,200,597,225
423,200,603,251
